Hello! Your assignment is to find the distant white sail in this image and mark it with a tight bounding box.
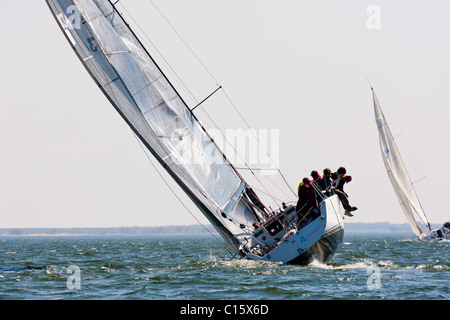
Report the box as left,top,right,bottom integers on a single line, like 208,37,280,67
372,88,430,236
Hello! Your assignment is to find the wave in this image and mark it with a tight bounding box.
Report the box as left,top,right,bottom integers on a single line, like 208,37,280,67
416,264,450,271
307,258,397,271
306,258,450,272
212,258,282,269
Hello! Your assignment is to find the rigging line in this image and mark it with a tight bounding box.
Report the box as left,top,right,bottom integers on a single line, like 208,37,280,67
200,107,286,202
116,2,200,105
396,127,437,221
411,176,427,185
191,86,222,112
221,88,297,198
246,166,280,206
131,131,226,246
248,185,284,203
422,177,444,223
145,0,295,199
280,196,297,206
237,164,294,203
147,0,220,86
248,189,289,232
259,171,296,200
235,167,279,171
186,95,281,204
191,96,289,204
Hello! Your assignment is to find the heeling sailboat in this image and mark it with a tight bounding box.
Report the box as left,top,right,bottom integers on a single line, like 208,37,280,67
46,0,346,264
371,87,449,240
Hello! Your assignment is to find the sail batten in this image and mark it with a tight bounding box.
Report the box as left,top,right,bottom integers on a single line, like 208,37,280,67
372,88,430,236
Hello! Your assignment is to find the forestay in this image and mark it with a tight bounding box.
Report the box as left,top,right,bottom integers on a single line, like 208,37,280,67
47,0,249,245
372,88,430,236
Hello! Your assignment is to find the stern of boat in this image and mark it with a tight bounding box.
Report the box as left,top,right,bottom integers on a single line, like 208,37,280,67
288,195,345,264
244,195,345,265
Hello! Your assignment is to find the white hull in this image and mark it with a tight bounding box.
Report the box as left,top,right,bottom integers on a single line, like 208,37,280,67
244,195,345,264
419,227,450,241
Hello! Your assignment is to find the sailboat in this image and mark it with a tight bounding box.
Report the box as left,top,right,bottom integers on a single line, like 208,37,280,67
371,87,449,240
46,0,346,264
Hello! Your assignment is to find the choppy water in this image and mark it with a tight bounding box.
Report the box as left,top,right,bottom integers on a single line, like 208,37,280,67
0,233,448,300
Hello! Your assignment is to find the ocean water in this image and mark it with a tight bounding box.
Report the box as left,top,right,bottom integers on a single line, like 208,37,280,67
0,233,448,300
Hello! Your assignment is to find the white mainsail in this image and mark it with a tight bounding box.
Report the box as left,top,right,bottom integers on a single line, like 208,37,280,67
371,88,431,236
46,0,263,249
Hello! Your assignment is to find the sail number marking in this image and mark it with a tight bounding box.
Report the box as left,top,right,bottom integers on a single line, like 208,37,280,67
87,36,98,52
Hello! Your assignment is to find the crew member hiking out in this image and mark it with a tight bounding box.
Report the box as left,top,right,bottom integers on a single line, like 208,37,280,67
332,167,357,217
318,168,334,196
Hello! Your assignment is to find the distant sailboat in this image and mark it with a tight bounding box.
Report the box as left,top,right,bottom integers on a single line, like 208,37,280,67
46,0,347,263
371,87,449,240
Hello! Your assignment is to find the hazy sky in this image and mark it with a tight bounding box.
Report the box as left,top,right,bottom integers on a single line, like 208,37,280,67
1,1,449,228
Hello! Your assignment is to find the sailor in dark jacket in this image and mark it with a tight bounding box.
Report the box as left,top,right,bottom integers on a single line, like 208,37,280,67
318,168,334,196
332,167,357,216
296,177,316,219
